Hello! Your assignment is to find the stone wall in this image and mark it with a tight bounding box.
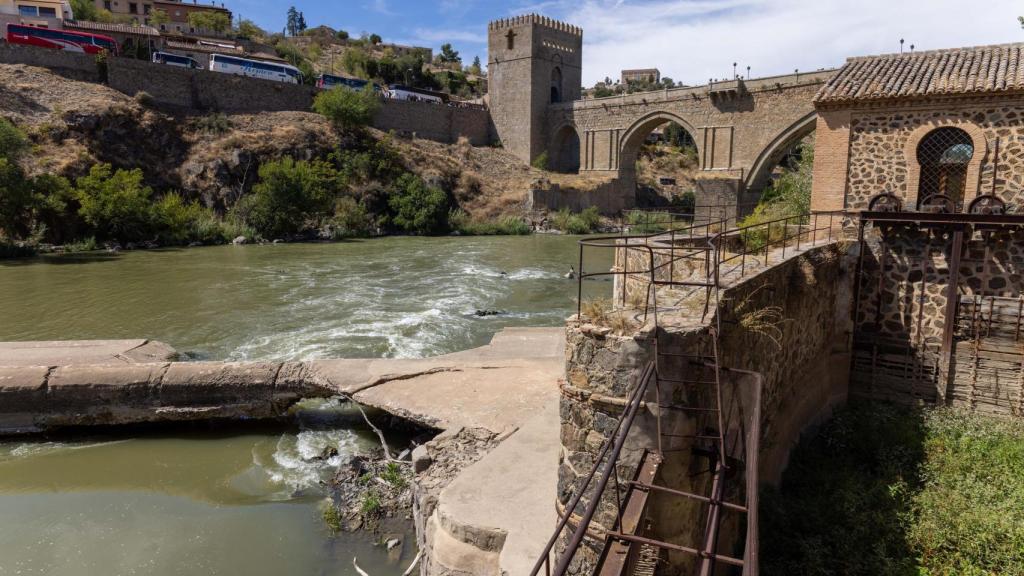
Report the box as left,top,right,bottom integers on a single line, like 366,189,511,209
0,42,99,81
0,44,490,145
559,242,855,572
374,99,492,146
527,179,632,214
851,226,1024,411
812,96,1024,211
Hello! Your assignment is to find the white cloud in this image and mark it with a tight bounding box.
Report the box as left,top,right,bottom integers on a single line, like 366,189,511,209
411,27,486,44
365,0,395,16
510,0,1024,85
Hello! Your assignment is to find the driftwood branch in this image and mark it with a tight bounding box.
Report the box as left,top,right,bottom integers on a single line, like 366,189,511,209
343,395,410,465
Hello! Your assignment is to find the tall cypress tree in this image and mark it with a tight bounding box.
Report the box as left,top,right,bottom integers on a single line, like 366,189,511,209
286,6,298,36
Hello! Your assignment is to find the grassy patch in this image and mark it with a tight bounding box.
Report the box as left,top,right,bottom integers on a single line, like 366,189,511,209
551,207,601,235
379,462,407,489
360,491,382,515
448,209,531,236
761,402,1024,576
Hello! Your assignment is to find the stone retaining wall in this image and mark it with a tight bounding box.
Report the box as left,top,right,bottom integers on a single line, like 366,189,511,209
0,43,99,81
559,242,856,571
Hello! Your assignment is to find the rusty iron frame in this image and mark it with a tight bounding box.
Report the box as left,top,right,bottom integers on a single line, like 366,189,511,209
533,211,848,576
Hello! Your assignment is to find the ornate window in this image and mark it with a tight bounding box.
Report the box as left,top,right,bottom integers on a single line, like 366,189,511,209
916,127,974,211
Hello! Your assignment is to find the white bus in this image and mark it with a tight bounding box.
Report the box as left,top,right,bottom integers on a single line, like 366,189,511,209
385,84,447,104
152,51,200,69
208,53,302,84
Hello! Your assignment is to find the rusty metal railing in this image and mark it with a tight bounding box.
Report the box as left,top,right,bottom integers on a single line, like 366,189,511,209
533,210,848,576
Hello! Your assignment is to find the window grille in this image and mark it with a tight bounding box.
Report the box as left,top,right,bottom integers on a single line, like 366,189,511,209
916,127,973,211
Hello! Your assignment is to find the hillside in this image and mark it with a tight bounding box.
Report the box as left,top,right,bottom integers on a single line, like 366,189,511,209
0,63,595,223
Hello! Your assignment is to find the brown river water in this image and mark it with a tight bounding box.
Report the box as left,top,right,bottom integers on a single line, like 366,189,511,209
0,236,613,576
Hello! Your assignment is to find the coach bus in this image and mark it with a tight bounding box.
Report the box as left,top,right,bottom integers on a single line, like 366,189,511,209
208,53,301,84
385,84,447,104
316,74,382,93
152,51,201,69
4,24,117,55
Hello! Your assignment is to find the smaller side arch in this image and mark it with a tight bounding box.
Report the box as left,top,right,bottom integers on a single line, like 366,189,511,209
549,122,581,173
744,112,818,194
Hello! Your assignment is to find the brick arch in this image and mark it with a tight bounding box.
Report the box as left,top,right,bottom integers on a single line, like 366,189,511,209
904,119,988,208
745,111,817,193
617,111,701,178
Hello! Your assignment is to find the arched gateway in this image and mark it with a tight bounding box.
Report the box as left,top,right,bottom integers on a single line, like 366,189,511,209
486,14,836,212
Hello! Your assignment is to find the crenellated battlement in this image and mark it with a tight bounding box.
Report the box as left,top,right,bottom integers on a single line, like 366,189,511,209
488,13,582,37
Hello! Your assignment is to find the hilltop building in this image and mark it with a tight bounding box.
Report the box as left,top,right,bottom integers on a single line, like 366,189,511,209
621,67,659,84
89,0,231,32
0,0,71,25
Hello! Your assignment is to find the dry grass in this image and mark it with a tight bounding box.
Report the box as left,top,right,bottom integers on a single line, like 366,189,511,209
580,297,638,335
730,284,790,350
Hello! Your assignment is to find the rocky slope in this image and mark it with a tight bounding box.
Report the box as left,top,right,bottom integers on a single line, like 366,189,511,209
1,63,598,218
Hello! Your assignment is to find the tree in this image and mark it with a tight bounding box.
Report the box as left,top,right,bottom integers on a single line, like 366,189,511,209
149,8,169,26
468,55,482,75
387,173,450,235
369,33,382,45
236,19,265,39
74,164,154,242
313,84,381,130
297,11,307,34
188,11,230,33
286,6,299,36
242,157,337,238
336,29,349,40
68,0,97,21
438,43,460,64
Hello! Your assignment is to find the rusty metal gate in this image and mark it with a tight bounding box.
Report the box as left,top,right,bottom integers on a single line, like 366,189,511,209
952,295,1024,415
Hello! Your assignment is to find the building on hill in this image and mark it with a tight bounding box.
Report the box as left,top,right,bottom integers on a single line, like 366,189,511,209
811,41,1024,410
621,67,659,84
0,0,71,25
89,0,231,32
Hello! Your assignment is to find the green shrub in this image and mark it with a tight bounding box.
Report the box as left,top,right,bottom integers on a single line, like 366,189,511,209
152,192,223,244
552,206,601,234
74,164,154,242
330,135,401,186
380,462,406,489
194,113,233,135
0,118,28,161
387,173,450,235
330,197,373,238
531,151,549,170
63,236,98,252
313,85,380,130
245,157,338,238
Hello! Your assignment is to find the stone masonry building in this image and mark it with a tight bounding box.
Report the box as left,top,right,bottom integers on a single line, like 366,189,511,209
811,42,1024,413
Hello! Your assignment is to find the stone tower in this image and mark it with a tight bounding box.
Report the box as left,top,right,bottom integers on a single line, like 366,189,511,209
487,15,583,165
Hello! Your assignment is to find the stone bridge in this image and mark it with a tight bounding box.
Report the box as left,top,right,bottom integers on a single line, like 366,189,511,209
545,71,836,208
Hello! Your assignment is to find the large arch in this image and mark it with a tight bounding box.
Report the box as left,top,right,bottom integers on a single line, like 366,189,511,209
617,111,701,189
549,122,581,173
744,111,818,195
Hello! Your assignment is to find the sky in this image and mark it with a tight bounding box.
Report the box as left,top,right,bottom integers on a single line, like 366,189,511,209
229,0,1024,86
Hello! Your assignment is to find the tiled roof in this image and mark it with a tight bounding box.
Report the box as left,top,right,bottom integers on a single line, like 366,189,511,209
815,42,1024,104
164,40,241,53
65,20,160,36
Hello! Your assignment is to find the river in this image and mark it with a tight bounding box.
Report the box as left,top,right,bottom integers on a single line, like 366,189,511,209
0,235,613,576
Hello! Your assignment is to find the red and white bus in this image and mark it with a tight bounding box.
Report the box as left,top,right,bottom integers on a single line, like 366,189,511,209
4,24,118,55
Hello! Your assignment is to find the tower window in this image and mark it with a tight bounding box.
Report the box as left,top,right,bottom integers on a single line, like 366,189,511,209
506,29,515,50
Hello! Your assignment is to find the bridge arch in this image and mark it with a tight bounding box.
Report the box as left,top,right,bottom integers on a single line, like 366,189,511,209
744,112,818,195
549,122,581,173
618,112,701,175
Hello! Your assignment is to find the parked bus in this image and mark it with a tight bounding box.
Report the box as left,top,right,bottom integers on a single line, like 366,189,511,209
208,53,301,84
4,23,117,55
316,74,381,93
152,51,200,69
385,84,448,104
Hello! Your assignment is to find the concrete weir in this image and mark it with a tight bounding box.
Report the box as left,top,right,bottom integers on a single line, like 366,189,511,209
0,328,565,576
